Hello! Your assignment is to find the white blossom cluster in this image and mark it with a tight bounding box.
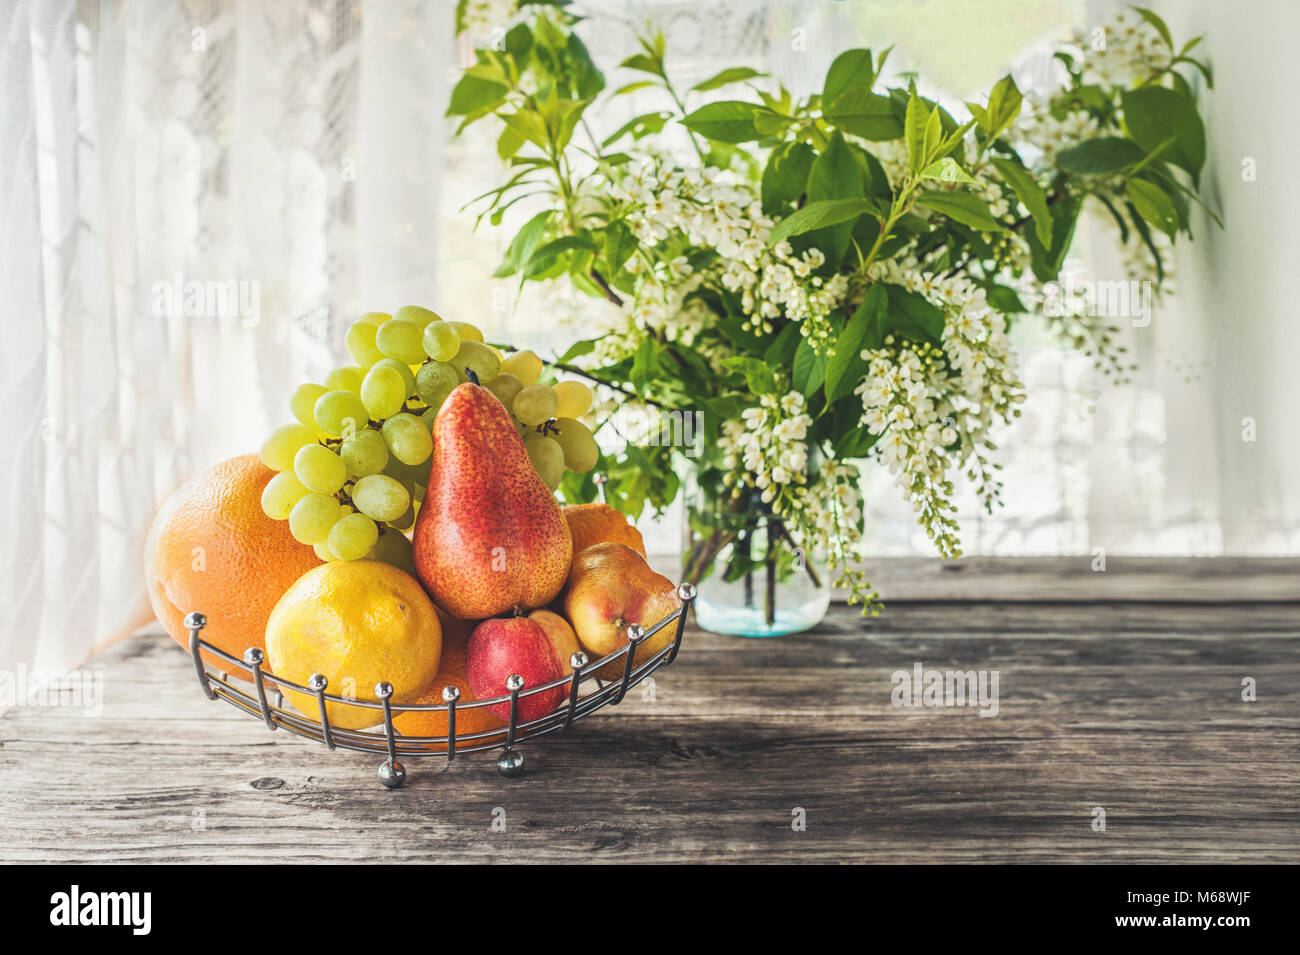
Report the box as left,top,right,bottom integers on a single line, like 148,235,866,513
460,0,519,41
1010,95,1102,176
855,262,1025,556
613,163,849,344
1073,11,1172,88
719,391,813,502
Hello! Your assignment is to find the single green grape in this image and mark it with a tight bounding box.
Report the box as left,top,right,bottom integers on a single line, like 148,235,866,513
314,389,370,437
386,452,431,489
368,528,416,576
360,363,407,419
356,311,391,327
552,380,594,418
499,349,543,385
382,412,433,466
420,406,437,431
288,493,342,545
325,366,364,394
524,433,565,491
260,423,316,472
371,357,416,398
327,512,380,561
416,360,460,410
314,540,338,562
551,417,599,472
451,321,484,344
261,471,310,520
513,384,558,427
339,428,388,477
289,383,329,433
352,474,410,522
452,340,500,383
375,318,426,364
394,305,440,326
484,372,523,412
422,320,461,361
346,322,385,368
294,443,347,495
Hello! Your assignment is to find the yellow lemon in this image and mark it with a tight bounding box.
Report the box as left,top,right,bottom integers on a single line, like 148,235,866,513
265,560,442,730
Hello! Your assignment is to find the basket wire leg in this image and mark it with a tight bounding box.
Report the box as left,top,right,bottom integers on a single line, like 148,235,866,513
665,583,696,666
611,624,644,705
375,682,406,789
309,674,334,750
564,652,588,729
244,648,277,731
442,685,460,762
497,675,525,778
185,612,216,700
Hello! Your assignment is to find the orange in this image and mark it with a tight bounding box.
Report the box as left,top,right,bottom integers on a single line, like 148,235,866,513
562,503,646,558
393,612,507,750
145,454,321,670
265,560,442,730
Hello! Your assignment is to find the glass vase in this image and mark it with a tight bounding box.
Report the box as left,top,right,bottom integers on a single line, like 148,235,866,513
682,479,830,638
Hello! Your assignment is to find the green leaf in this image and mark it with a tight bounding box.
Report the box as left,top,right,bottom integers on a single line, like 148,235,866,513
990,156,1052,246
721,357,778,395
1121,86,1206,183
604,220,637,273
681,100,775,143
613,80,657,96
822,89,904,140
904,90,930,172
920,157,979,184
601,110,671,147
619,52,662,76
692,66,765,92
760,141,815,214
1026,196,1081,282
1131,6,1174,48
804,131,866,265
1055,136,1145,174
792,337,826,397
522,234,593,278
825,284,886,403
916,191,1005,232
555,338,598,363
447,72,508,117
823,49,876,104
764,322,803,366
494,210,552,277
1127,178,1179,237
883,284,945,345
766,198,880,247
630,338,656,391
500,109,550,150
977,74,1023,142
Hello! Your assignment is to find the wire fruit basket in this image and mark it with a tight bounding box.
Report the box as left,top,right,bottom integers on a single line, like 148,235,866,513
183,583,696,788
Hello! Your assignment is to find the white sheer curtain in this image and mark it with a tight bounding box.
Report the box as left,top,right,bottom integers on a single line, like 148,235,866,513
0,0,454,675
3,0,1295,677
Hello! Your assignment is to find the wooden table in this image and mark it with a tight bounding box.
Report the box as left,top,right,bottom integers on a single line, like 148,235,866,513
3,600,1297,863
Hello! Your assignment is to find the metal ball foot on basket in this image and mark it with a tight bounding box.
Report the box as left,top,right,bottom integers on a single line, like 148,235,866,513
182,584,697,789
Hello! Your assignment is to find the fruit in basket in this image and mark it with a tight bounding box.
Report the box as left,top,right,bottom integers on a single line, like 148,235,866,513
563,543,680,679
563,502,646,557
145,454,321,668
529,609,582,675
413,381,572,619
392,617,507,750
265,560,442,730
466,616,566,722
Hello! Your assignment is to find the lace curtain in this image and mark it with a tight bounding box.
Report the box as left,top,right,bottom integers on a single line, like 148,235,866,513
3,0,1295,676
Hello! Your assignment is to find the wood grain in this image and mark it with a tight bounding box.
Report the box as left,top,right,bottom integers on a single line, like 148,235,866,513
2,600,1297,863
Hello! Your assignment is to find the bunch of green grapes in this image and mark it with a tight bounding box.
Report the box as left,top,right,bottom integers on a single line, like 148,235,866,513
258,306,488,570
258,307,602,569
483,349,600,492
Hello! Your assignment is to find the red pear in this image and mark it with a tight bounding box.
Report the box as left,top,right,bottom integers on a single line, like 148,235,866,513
413,381,572,619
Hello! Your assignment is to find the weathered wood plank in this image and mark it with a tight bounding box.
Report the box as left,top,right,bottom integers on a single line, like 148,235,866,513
1,601,1297,864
